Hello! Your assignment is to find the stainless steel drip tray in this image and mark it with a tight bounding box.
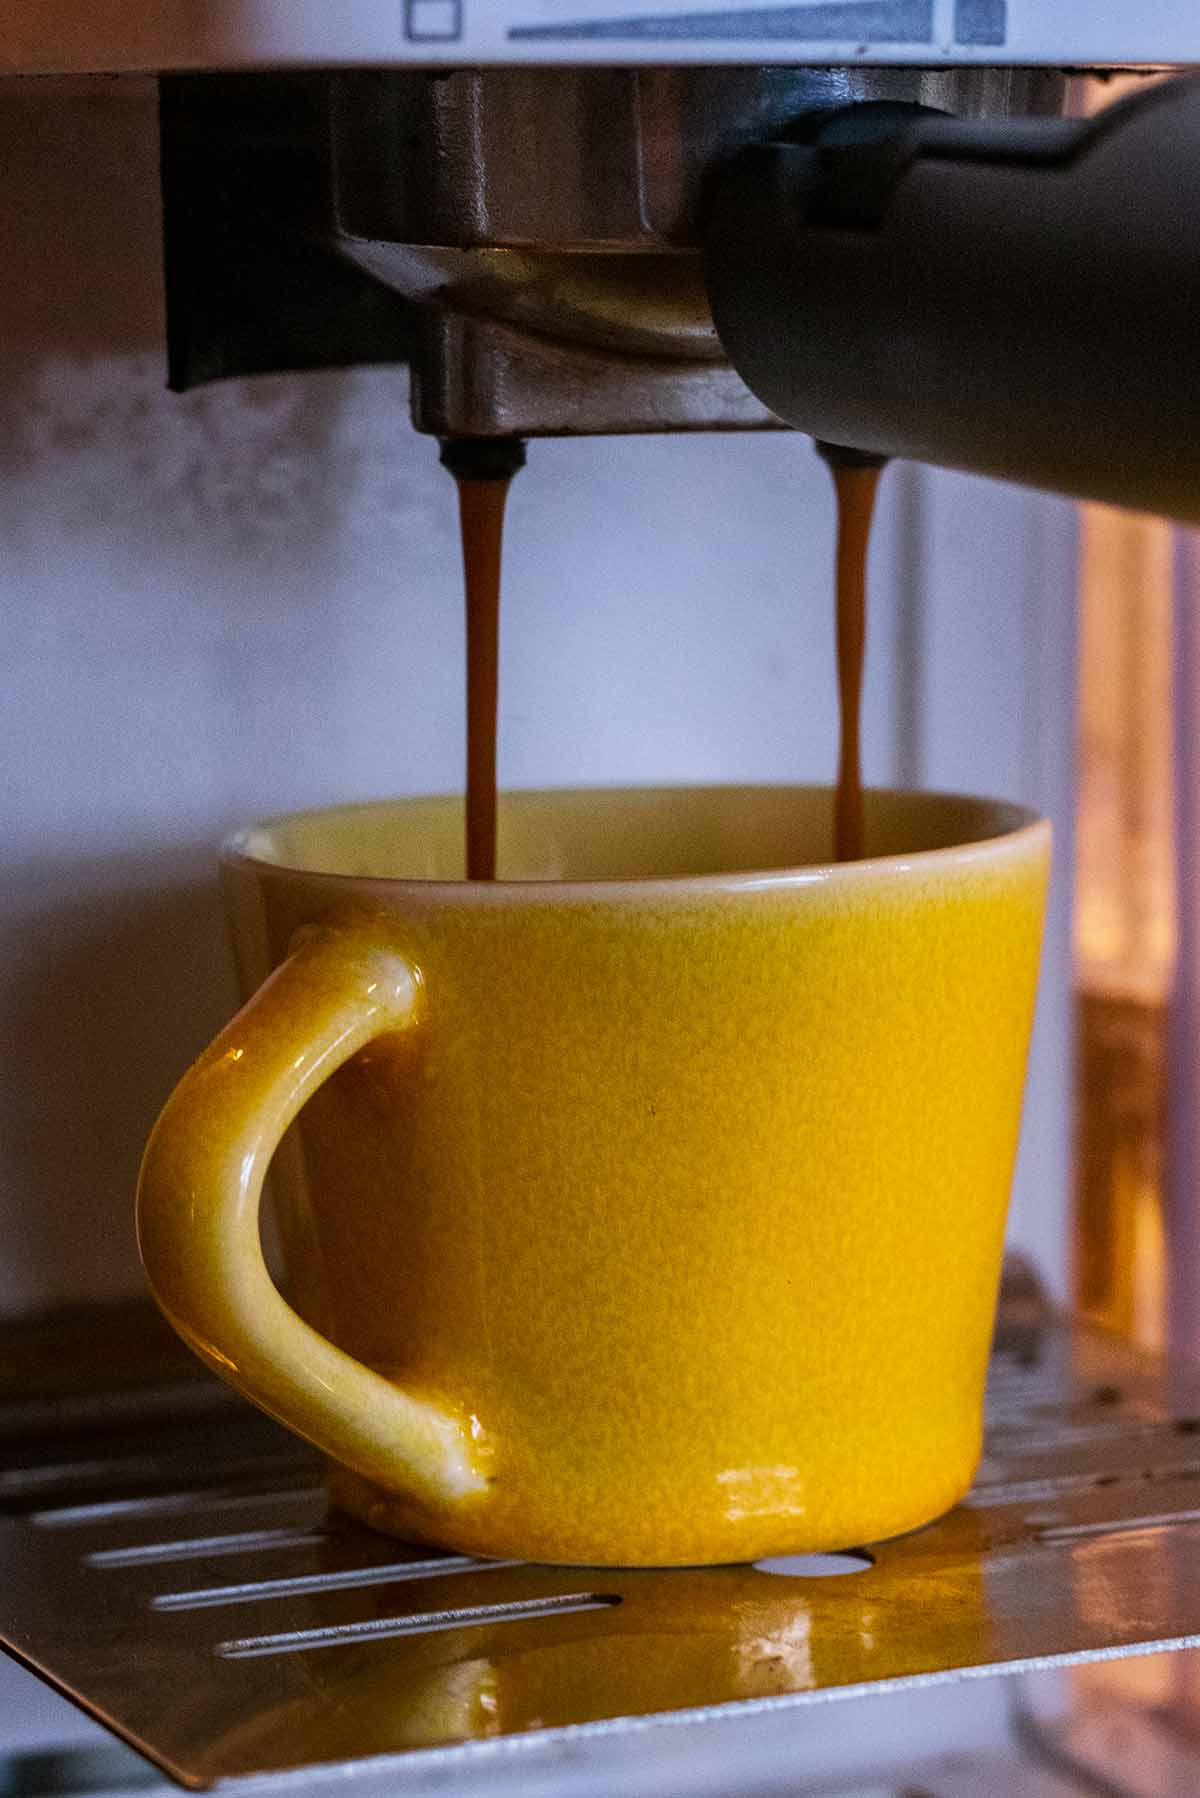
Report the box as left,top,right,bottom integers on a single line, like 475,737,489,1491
4,1309,1200,1789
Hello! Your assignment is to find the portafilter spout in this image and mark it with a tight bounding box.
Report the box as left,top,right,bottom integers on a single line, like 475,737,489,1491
705,76,1200,522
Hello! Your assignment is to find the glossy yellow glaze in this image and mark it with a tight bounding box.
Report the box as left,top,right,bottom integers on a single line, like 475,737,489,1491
138,786,1049,1566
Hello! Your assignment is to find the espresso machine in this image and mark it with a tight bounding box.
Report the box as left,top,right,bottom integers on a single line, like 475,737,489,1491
2,3,1200,1793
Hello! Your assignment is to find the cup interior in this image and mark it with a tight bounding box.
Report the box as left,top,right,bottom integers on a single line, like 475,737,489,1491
228,786,1040,885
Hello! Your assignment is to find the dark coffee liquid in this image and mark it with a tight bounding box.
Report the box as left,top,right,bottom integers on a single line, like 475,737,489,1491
829,461,883,863
455,474,515,881
450,437,879,880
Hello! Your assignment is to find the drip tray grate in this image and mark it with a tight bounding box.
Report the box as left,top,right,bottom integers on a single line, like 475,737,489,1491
4,1307,1200,1788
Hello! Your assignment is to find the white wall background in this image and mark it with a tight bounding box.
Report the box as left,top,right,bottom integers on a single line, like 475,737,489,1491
0,75,1076,1316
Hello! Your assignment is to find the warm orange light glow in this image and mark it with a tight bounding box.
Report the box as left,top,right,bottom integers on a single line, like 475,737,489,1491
1075,506,1175,996
1074,505,1174,1351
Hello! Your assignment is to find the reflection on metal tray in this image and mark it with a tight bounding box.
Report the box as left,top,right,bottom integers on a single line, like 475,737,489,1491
3,1301,1200,1790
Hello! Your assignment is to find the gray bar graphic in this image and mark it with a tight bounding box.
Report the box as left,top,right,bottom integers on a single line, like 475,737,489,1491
510,0,933,42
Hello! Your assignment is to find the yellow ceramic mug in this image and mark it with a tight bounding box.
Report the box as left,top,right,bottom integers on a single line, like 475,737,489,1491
137,785,1048,1567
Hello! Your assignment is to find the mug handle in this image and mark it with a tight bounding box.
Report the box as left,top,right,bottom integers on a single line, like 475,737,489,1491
136,919,487,1514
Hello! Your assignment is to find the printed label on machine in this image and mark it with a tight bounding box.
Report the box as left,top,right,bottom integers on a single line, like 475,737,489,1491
3,0,1195,75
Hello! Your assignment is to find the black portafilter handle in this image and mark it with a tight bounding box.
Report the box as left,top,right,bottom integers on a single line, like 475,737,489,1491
705,77,1200,523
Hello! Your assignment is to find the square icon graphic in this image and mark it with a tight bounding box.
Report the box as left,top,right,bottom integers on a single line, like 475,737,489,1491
404,0,463,40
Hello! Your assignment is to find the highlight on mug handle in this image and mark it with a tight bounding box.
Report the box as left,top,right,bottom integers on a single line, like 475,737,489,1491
136,919,487,1515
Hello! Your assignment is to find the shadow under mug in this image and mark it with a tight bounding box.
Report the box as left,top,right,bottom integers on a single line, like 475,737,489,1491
137,785,1050,1567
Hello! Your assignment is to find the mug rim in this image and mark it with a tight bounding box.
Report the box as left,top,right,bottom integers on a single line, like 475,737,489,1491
222,783,1050,901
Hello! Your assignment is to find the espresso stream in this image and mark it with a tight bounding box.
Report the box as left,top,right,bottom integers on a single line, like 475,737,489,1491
828,459,884,863
456,476,513,881
452,443,883,878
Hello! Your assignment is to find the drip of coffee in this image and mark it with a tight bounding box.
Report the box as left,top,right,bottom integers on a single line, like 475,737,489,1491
443,432,883,880
817,443,887,863
441,437,527,880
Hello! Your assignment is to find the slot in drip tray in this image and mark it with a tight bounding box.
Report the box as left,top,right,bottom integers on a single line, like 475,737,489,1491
4,1308,1200,1788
